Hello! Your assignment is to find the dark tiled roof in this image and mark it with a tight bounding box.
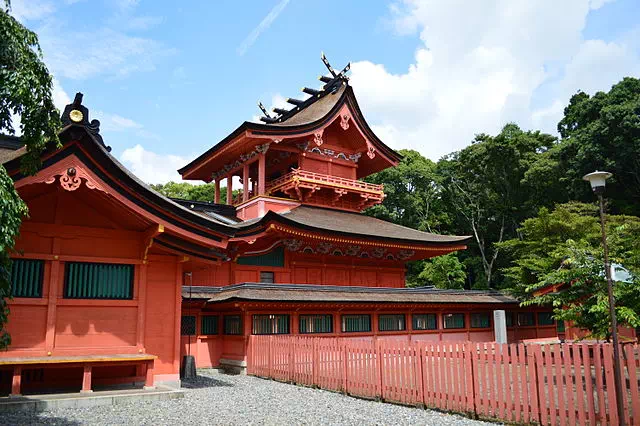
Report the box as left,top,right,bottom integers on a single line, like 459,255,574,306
234,205,471,245
182,283,518,305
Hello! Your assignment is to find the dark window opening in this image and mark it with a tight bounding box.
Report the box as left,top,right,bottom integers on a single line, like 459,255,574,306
224,315,242,335
413,314,437,330
471,313,491,328
378,314,406,331
201,315,219,335
517,312,535,326
64,262,134,299
443,313,465,329
537,312,555,326
252,314,290,335
10,259,44,298
299,314,333,334
181,316,196,335
341,314,371,333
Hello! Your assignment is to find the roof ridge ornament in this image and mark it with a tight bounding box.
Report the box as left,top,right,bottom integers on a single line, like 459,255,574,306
61,92,111,152
257,52,351,124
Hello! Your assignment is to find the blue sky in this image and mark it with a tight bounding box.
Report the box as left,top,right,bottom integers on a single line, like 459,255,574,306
10,0,640,183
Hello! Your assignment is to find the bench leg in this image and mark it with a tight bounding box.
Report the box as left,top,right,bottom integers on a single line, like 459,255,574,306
144,360,155,390
81,365,93,393
9,366,22,397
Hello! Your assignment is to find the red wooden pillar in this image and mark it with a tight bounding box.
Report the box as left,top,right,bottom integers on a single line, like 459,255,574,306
10,365,22,397
214,179,221,204
144,360,155,389
242,164,249,203
81,365,92,393
226,175,233,205
258,153,266,195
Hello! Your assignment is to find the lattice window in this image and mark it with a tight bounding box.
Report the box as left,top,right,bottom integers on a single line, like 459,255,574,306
252,314,290,335
201,315,219,335
10,259,44,298
181,315,196,335
64,262,133,299
517,312,535,326
378,314,405,331
443,313,465,329
412,314,437,330
224,315,242,335
299,314,333,334
471,313,491,328
341,314,371,333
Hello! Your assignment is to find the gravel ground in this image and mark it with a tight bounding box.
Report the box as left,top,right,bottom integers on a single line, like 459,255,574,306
1,370,498,426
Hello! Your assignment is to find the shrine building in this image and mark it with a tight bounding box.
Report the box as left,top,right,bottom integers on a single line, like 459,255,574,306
1,56,558,395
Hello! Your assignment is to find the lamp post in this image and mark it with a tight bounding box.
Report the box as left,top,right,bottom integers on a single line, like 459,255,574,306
583,170,625,425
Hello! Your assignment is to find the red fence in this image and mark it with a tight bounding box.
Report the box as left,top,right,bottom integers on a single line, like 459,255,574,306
247,336,640,425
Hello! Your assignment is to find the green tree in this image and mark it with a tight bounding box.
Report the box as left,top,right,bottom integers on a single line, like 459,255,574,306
364,149,453,285
438,123,558,288
0,2,61,348
499,202,640,339
151,181,237,203
415,254,467,289
557,77,640,215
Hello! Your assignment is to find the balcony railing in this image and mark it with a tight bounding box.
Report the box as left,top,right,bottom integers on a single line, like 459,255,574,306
266,169,383,195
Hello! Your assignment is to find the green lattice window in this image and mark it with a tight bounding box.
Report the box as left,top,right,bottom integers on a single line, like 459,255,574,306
378,314,406,331
506,312,514,327
201,315,219,335
299,314,333,334
557,320,566,333
64,262,133,299
537,312,555,326
224,315,242,335
412,314,437,330
443,313,465,329
341,314,371,333
10,259,44,298
252,314,290,335
471,313,491,328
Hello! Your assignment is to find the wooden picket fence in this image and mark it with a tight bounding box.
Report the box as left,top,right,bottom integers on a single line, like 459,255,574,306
247,335,640,425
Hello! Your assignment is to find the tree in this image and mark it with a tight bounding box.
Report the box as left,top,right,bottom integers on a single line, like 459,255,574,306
0,2,61,348
438,123,558,288
364,149,453,285
414,254,466,289
150,181,237,203
499,202,640,339
557,78,640,216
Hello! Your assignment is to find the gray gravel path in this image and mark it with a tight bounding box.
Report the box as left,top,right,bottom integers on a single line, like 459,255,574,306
1,370,498,425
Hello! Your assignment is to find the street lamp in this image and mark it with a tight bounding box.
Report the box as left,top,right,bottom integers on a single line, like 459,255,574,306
583,170,625,425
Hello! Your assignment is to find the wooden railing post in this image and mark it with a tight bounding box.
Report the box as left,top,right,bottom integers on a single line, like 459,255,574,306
415,341,426,407
376,337,384,399
343,340,349,394
465,341,477,417
289,336,294,382
268,335,273,378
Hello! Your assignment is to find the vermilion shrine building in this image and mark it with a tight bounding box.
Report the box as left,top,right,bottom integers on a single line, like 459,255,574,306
1,57,558,394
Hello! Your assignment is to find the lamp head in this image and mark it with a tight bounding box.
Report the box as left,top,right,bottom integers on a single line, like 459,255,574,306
583,170,612,194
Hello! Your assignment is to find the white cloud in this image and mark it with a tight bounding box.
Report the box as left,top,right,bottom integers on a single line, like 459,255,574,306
120,144,192,184
349,0,639,160
9,0,55,21
237,0,291,56
52,79,71,111
251,93,290,122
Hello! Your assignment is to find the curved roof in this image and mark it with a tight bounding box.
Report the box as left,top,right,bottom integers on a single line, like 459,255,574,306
234,205,471,246
178,85,401,179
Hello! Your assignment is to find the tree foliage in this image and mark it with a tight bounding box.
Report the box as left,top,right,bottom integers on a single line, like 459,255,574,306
499,202,640,339
0,2,61,349
415,254,466,290
150,181,237,203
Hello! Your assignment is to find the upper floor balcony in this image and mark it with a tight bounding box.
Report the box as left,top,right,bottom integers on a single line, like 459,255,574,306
261,169,385,211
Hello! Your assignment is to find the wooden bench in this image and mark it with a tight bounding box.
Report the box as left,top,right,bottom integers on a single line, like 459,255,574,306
0,354,157,396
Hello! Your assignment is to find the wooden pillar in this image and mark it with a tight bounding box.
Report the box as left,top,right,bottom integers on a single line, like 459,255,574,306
81,365,92,393
226,175,233,205
45,260,60,353
173,262,183,375
136,263,148,350
258,153,266,195
144,360,155,389
214,179,221,204
242,164,249,203
10,366,22,397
